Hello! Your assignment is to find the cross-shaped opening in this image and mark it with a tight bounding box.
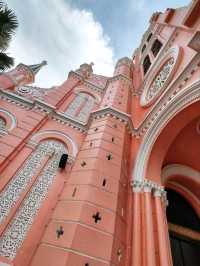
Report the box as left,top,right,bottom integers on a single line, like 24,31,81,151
92,212,102,223
56,226,64,239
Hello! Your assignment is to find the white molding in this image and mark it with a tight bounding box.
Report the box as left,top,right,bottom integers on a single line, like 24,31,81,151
161,164,200,183
0,108,17,131
133,79,200,181
133,51,200,137
92,106,133,132
30,130,78,157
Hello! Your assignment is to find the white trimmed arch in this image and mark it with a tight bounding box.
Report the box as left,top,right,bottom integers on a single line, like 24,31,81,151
133,79,200,181
0,108,17,131
30,130,78,157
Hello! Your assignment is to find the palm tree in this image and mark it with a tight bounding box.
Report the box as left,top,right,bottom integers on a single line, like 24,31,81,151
0,1,18,71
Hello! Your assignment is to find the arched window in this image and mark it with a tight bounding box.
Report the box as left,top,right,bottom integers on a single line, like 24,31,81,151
143,55,151,75
151,39,163,57
65,92,95,122
0,140,67,259
141,44,146,53
147,33,152,42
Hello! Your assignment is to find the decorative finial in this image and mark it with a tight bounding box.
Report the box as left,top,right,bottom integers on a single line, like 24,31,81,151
28,60,48,75
42,60,47,66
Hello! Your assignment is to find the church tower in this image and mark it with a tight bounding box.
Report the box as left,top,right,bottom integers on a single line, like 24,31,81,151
0,1,200,266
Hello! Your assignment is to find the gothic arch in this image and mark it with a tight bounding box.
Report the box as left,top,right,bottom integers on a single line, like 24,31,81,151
30,130,78,157
133,79,200,181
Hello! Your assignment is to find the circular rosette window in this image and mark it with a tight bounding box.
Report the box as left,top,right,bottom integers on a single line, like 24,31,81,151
17,86,32,95
140,46,181,107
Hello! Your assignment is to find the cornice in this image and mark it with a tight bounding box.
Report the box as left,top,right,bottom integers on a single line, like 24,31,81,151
68,71,106,93
0,88,33,109
92,106,133,133
51,111,86,132
108,74,132,84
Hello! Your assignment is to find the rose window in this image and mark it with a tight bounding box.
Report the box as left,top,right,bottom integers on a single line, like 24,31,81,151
146,58,175,102
17,86,32,94
140,46,180,107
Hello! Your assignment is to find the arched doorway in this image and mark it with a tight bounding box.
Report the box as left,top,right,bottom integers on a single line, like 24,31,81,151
166,188,200,266
132,83,200,265
161,116,200,265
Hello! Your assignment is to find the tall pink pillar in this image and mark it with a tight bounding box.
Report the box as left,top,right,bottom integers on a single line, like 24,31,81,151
132,191,142,266
143,187,156,266
154,190,173,266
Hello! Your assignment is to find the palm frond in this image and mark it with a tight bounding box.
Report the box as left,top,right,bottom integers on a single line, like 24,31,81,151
0,52,14,71
0,2,18,50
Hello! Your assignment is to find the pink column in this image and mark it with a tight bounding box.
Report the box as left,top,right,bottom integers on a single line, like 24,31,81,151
154,191,173,266
143,187,156,266
132,191,142,266
125,189,133,265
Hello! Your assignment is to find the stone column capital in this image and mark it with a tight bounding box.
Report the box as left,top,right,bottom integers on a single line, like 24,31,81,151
131,178,168,204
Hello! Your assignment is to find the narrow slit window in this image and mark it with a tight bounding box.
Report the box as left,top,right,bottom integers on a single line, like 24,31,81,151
72,188,77,197
141,44,146,53
151,39,163,57
147,33,152,42
143,55,151,75
102,179,106,187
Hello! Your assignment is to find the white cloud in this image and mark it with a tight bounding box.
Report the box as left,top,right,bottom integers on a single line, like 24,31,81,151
7,0,115,87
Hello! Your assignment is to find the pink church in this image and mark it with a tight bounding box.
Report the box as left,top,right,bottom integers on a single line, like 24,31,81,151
0,1,200,265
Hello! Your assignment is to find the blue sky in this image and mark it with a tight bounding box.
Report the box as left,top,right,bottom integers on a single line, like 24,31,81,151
7,0,190,87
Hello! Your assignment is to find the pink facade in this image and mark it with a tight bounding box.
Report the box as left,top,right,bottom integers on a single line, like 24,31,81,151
0,1,200,265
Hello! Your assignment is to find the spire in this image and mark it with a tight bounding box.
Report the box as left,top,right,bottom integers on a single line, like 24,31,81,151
0,60,48,88
28,60,47,75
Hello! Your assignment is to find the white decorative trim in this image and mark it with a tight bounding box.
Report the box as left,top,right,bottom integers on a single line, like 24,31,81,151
30,130,78,157
133,79,200,181
161,164,200,183
140,46,181,107
131,179,167,201
133,51,200,137
92,106,133,132
53,112,87,132
0,109,17,131
0,140,67,259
